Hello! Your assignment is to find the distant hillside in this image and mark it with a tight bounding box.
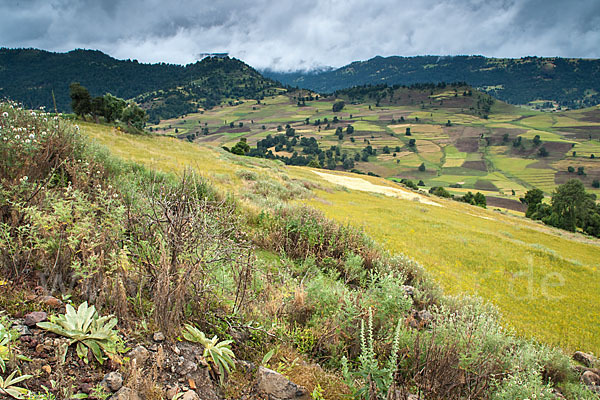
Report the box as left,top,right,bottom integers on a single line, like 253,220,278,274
264,55,600,108
0,48,279,119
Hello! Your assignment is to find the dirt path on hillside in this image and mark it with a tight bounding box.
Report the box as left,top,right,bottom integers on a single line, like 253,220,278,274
312,170,441,206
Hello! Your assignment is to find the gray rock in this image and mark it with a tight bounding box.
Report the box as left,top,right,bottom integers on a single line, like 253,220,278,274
153,331,166,342
574,351,598,368
11,324,32,336
39,295,62,308
401,285,415,297
181,391,200,400
102,371,123,392
128,345,150,366
256,366,310,400
111,387,141,400
582,370,600,387
417,309,433,324
24,311,47,327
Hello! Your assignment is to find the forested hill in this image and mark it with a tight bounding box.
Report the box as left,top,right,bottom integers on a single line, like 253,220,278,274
264,55,600,108
0,48,279,117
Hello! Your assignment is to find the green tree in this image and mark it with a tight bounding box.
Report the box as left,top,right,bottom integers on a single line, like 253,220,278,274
121,103,148,130
231,138,250,155
567,166,575,173
332,101,345,112
90,96,106,122
405,127,411,136
522,189,545,218
538,146,548,157
546,179,592,231
418,163,426,172
102,93,126,123
408,139,416,147
533,135,541,145
69,82,92,118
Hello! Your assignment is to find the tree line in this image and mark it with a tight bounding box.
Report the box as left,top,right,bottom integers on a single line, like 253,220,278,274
69,82,148,131
522,179,600,237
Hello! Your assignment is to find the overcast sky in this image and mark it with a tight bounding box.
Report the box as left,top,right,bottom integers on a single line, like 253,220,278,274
1,0,599,71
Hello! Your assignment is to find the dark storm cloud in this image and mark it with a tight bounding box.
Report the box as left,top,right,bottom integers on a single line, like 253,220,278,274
1,0,599,71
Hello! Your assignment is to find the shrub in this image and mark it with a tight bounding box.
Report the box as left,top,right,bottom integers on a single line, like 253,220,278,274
126,172,253,335
491,371,555,400
256,205,377,271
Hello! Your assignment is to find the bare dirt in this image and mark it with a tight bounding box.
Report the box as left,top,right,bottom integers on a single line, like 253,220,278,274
312,170,441,206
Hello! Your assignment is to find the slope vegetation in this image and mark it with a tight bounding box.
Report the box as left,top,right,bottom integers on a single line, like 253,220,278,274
82,120,600,354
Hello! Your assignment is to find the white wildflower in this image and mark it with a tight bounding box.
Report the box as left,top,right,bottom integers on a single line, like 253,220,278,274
2,112,7,118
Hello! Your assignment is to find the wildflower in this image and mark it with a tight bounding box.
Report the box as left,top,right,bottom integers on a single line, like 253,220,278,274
15,134,20,140
20,176,28,182
30,111,36,117
2,112,7,118
25,139,31,144
29,133,35,139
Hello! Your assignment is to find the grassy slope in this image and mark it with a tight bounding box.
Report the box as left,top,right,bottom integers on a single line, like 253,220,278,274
83,122,600,354
150,90,600,208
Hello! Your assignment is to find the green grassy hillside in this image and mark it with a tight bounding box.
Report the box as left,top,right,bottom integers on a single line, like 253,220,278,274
3,101,598,399
148,85,600,211
82,120,600,354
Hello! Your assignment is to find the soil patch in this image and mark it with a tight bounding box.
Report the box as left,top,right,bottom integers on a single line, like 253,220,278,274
486,196,527,212
312,170,440,206
462,160,488,172
214,126,251,134
474,179,498,191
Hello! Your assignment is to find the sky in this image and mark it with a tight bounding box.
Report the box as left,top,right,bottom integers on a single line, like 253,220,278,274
1,0,599,71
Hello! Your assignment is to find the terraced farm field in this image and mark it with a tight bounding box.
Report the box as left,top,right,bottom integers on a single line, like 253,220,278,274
147,86,600,207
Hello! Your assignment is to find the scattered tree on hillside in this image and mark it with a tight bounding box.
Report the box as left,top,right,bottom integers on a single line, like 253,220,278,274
332,101,345,112
231,138,250,155
121,103,148,130
418,163,426,172
69,82,92,118
522,180,600,237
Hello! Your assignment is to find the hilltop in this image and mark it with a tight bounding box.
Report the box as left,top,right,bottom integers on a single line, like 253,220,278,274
264,55,600,109
0,48,279,120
